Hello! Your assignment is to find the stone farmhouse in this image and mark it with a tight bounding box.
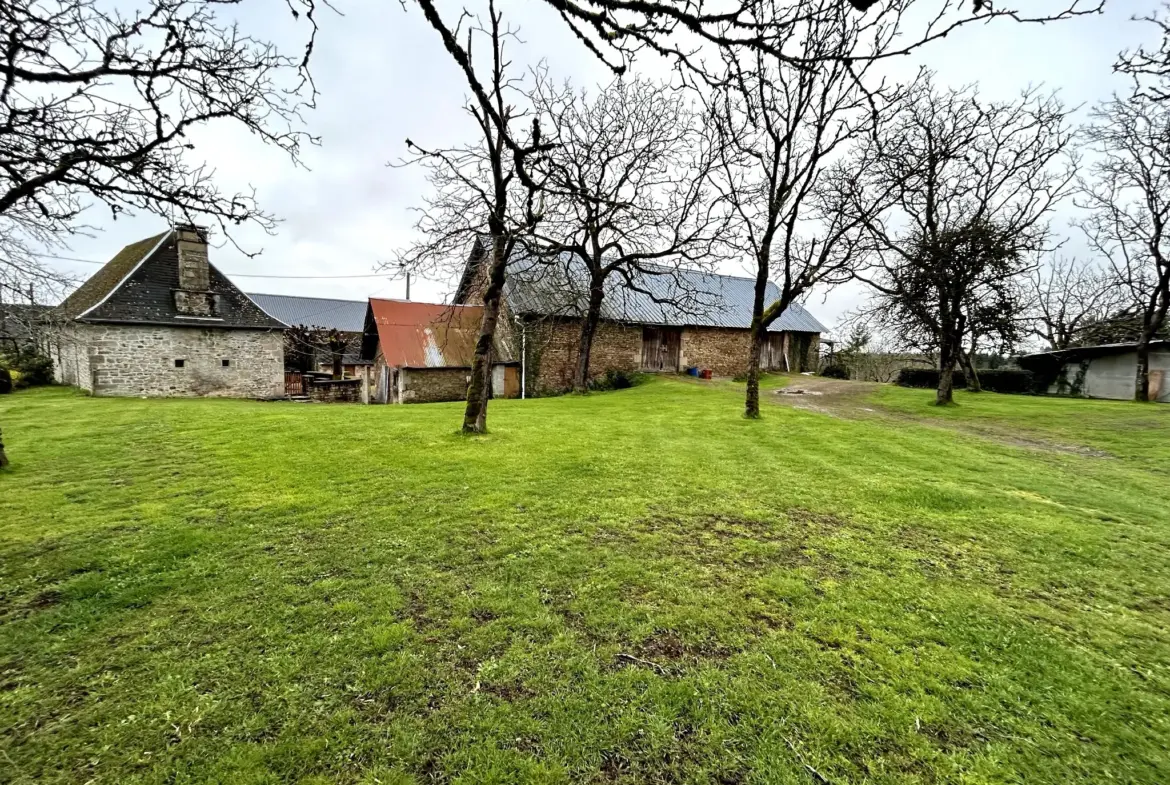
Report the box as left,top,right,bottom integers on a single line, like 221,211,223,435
453,239,828,395
246,292,372,378
52,226,286,398
360,298,520,403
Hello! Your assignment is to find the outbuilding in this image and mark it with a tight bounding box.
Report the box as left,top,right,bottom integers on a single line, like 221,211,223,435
1018,341,1170,402
52,225,285,398
360,298,519,404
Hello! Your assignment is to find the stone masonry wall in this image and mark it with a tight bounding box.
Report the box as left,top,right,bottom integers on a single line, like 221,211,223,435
401,367,472,403
52,326,93,391
521,319,642,394
75,323,283,398
680,327,753,377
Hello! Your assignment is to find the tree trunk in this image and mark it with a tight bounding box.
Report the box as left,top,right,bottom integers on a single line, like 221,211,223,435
0,427,8,469
463,235,508,433
332,353,343,380
573,281,605,394
744,322,765,418
959,349,981,392
1135,334,1151,402
936,337,957,405
744,247,771,419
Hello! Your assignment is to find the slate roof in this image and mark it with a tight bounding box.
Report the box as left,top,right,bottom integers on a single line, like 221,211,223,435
457,239,827,334
246,293,368,332
57,233,168,320
363,299,503,368
56,230,284,330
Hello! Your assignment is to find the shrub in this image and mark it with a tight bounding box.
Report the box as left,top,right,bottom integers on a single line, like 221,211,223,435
820,364,849,380
896,366,1037,395
589,369,645,392
0,368,11,395
973,369,1037,395
16,354,54,386
896,367,967,389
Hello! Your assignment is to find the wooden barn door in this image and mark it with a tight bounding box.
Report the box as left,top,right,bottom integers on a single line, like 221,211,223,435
641,327,681,372
763,334,788,371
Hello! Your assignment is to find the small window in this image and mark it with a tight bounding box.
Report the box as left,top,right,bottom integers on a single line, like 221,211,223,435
174,359,185,368
221,359,231,367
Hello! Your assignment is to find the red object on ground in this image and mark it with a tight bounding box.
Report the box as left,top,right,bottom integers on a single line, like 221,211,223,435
700,369,713,380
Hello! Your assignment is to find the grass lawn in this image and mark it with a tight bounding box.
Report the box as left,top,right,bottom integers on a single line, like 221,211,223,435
1,379,1169,784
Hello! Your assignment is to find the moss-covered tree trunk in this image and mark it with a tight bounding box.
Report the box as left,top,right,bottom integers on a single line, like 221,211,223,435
936,338,958,405
463,235,508,433
744,321,766,418
959,348,981,392
573,281,605,394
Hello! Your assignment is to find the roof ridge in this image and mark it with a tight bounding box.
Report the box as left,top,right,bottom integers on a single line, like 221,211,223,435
247,292,368,305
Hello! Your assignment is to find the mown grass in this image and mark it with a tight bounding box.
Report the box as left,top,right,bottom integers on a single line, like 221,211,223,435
1,379,1168,784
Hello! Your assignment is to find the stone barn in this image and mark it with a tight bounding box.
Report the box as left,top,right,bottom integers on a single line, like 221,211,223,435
453,239,828,395
360,298,519,404
1019,341,1170,402
52,225,285,398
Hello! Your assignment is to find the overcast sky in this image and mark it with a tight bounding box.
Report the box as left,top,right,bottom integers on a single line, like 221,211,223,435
39,0,1164,336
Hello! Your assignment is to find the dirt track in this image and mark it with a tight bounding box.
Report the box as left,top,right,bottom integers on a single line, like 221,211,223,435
767,376,1112,458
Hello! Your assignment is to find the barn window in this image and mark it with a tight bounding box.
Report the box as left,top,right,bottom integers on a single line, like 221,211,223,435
174,359,185,368
222,359,231,367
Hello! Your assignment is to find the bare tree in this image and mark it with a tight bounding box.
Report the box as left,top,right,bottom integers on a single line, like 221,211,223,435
452,0,1100,83
1117,1,1169,103
524,75,725,392
395,0,547,433
1026,256,1127,350
850,76,1075,404
1078,91,1170,401
702,0,891,418
0,0,321,289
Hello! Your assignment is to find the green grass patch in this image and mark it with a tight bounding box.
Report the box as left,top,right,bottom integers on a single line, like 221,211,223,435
1,380,1168,784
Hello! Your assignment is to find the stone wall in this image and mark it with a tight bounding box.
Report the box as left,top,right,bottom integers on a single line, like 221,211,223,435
58,323,283,398
400,367,472,403
504,315,823,393
517,318,642,394
52,327,93,392
309,377,362,403
680,327,753,377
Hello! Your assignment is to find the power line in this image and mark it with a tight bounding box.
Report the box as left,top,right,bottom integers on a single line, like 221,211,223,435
25,251,391,279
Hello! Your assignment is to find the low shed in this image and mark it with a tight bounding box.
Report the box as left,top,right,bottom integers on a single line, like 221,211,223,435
360,298,518,404
1018,341,1170,403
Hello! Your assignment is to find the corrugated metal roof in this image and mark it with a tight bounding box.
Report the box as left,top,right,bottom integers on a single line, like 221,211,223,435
503,253,827,333
1019,340,1170,362
368,299,489,368
247,293,368,331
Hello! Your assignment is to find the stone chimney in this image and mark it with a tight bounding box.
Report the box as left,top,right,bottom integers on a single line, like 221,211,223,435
173,224,216,316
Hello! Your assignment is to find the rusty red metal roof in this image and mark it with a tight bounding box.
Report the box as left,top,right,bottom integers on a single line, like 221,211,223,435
368,298,486,368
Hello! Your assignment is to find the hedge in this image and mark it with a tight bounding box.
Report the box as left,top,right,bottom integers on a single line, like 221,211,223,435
820,364,849,379
975,369,1038,395
896,367,966,389
896,367,1037,395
